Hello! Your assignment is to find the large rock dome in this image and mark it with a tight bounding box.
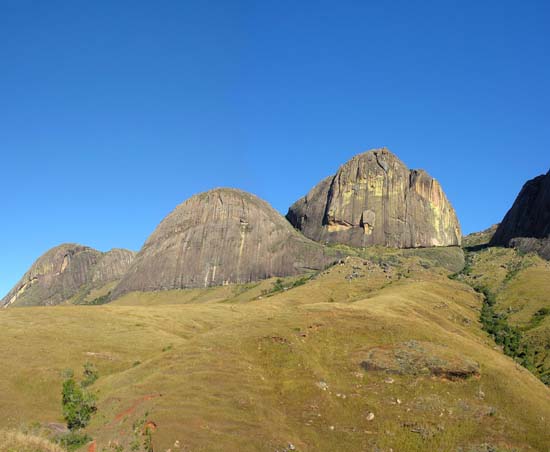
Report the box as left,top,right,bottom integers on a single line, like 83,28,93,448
286,148,461,248
112,188,337,297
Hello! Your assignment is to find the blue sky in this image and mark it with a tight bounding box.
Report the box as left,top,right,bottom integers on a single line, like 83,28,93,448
1,0,549,297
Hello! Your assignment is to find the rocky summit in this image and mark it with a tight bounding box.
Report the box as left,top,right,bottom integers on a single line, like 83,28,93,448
287,148,462,248
491,170,550,259
112,188,337,297
1,244,135,307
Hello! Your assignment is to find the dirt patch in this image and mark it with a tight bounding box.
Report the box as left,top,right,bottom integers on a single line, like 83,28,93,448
144,420,157,433
84,351,117,361
113,394,162,422
357,340,480,380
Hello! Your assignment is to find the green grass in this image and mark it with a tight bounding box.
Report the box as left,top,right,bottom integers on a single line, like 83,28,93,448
454,246,550,387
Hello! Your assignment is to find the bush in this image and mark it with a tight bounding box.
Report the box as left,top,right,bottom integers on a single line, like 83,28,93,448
81,362,98,387
61,364,98,431
56,431,92,451
61,378,97,431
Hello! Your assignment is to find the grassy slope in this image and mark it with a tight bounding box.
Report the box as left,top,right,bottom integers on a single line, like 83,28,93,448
0,430,65,452
0,251,549,451
459,245,550,386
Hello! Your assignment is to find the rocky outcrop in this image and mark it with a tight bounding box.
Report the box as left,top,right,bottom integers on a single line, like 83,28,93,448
491,171,550,259
1,244,135,307
287,148,461,248
112,188,338,297
358,340,480,380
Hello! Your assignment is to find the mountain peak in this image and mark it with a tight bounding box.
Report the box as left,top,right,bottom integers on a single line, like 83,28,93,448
287,148,461,248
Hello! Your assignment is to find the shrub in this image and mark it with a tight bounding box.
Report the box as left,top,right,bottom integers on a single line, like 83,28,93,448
56,431,92,451
81,362,98,387
61,378,97,430
61,364,98,432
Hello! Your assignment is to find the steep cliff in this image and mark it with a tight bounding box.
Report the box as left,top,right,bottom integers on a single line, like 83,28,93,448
491,171,550,259
287,148,461,248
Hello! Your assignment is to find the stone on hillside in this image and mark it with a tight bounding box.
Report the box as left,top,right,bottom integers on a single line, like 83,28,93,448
287,148,461,249
491,171,550,259
112,188,338,297
357,340,480,380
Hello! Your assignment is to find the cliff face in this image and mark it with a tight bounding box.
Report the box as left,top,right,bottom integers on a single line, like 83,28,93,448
491,171,550,259
287,148,461,248
90,248,136,284
112,188,337,297
1,244,135,307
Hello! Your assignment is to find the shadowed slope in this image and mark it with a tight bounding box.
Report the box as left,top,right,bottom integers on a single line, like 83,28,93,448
491,171,550,259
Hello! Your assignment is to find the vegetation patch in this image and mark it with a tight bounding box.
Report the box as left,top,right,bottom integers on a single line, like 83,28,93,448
528,307,550,328
56,363,98,450
471,284,542,381
358,340,480,380
261,275,314,297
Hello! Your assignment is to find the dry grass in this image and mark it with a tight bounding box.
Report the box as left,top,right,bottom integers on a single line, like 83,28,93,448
1,251,549,451
0,430,65,452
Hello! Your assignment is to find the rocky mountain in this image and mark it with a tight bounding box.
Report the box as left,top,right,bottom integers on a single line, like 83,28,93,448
491,171,550,259
1,244,135,307
287,148,461,248
112,188,338,297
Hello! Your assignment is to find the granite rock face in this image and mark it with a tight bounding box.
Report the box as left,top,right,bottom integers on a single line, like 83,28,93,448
1,244,135,307
491,171,550,259
287,148,461,248
112,188,338,297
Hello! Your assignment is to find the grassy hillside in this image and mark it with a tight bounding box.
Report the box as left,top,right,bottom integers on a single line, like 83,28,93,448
453,245,550,386
0,430,65,452
1,249,549,451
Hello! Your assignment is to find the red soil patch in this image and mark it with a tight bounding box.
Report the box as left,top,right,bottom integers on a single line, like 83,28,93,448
144,420,157,432
87,440,97,452
113,393,162,422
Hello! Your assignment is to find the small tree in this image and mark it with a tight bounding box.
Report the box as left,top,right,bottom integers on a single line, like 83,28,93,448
61,365,98,431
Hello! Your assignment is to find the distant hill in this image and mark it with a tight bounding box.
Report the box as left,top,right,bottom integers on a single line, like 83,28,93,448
462,224,499,249
1,244,134,307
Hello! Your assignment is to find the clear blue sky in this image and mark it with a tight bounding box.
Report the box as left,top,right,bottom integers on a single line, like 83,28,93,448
1,0,549,298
